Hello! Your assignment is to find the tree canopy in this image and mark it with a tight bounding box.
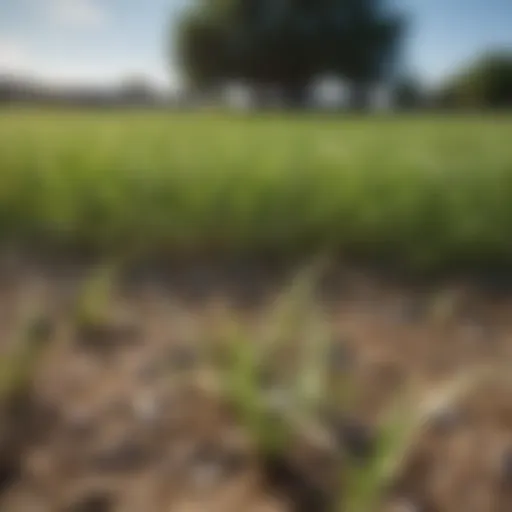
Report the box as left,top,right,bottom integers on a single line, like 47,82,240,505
174,0,406,108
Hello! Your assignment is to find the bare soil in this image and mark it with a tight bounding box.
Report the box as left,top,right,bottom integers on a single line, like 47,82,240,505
2,256,512,512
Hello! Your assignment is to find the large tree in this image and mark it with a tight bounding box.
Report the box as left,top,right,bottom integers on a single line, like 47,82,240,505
321,0,405,109
174,0,405,109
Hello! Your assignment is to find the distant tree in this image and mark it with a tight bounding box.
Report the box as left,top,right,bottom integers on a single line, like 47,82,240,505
118,75,156,104
174,0,406,109
437,51,512,109
0,76,16,103
176,11,231,93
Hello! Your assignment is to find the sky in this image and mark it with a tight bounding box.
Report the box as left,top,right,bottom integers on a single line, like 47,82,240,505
1,0,512,91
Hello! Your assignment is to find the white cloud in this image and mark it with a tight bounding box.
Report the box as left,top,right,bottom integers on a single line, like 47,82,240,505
0,50,177,92
0,42,173,91
47,0,107,28
0,38,32,76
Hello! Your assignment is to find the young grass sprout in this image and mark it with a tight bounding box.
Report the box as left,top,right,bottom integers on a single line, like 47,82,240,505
73,262,118,331
0,308,53,407
207,260,451,512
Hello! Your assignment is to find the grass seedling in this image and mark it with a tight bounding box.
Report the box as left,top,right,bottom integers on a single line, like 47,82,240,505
339,369,489,512
0,309,53,406
212,258,340,463
73,262,118,330
340,391,421,512
213,307,292,457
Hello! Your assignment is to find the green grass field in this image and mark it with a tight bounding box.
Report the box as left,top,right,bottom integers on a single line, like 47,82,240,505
1,109,512,271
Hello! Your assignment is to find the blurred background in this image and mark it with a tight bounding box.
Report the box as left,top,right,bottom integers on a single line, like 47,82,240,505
1,0,511,111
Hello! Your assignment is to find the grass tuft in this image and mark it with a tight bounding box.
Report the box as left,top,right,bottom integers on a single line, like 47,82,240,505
73,262,118,330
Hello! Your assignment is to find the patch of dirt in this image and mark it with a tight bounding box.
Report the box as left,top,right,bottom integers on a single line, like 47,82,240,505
2,258,512,511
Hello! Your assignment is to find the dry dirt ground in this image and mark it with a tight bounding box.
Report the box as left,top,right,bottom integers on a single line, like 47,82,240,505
2,255,512,512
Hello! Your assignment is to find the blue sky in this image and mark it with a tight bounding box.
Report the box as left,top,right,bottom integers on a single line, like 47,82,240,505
1,0,511,90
